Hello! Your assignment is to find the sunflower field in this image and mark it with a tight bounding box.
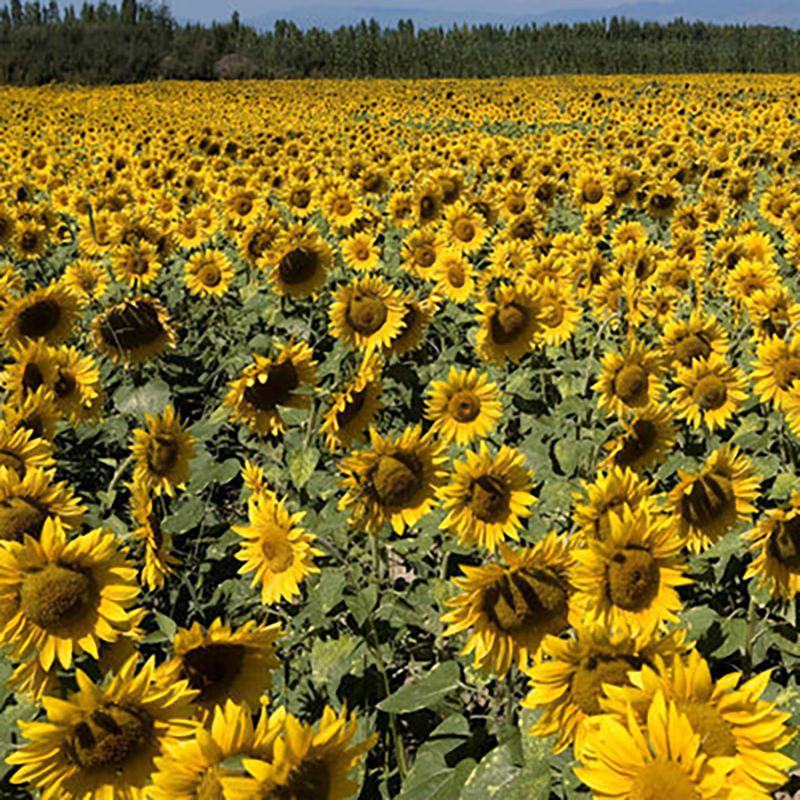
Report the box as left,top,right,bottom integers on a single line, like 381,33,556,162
3,75,800,800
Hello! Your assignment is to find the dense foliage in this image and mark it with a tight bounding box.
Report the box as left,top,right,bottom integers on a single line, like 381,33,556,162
1,76,800,799
5,2,800,83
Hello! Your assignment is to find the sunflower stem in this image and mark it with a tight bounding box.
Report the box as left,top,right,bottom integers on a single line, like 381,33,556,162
103,455,133,507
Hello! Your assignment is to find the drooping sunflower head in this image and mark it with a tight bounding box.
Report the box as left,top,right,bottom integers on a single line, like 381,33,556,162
0,282,83,349
594,338,665,417
570,506,690,636
601,403,677,473
131,405,196,497
425,366,502,446
0,420,54,478
0,516,140,671
8,656,198,800
668,444,759,553
442,533,573,677
522,624,687,755
265,224,332,298
233,492,321,604
157,618,282,718
130,482,179,591
320,352,384,451
329,275,407,354
224,341,317,437
383,292,437,358
338,425,447,535
476,281,544,366
91,296,178,366
439,444,536,552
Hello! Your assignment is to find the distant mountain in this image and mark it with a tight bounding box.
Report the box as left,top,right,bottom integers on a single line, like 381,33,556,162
242,0,800,31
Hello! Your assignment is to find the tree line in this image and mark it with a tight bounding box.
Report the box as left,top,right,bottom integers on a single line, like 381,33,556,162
3,0,800,84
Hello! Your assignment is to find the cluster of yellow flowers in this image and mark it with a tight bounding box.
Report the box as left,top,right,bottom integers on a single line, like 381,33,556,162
0,75,799,798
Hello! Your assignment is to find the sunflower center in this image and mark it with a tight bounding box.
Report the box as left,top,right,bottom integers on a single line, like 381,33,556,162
615,419,658,466
347,292,388,335
336,387,367,429
333,197,352,216
614,365,648,405
482,569,568,635
774,356,800,390
629,761,699,800
372,453,421,509
278,248,318,285
681,473,734,527
419,195,437,221
54,369,77,399
454,219,476,243
542,301,564,328
197,769,225,800
291,188,311,208
582,182,604,204
692,375,727,411
570,655,640,715
244,361,299,411
262,533,296,573
414,245,436,269
20,563,93,629
491,301,528,344
275,758,331,800
146,434,179,476
470,475,510,523
17,299,62,339
0,496,48,541
99,301,165,350
674,333,711,365
68,703,152,770
199,264,222,287
447,390,481,423
681,702,737,758
22,362,44,392
769,515,800,571
181,643,246,703
446,263,466,287
606,547,660,611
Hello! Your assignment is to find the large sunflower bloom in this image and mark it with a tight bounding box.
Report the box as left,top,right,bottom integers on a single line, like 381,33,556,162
475,282,544,366
594,338,665,417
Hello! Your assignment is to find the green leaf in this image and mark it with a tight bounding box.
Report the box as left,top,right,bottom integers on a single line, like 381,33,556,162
114,378,171,418
162,494,206,535
396,752,476,800
288,447,319,489
378,661,460,714
346,586,377,627
462,744,522,799
311,635,360,694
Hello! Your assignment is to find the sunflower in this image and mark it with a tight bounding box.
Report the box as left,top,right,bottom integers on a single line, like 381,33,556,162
131,405,196,497
726,258,779,306
747,286,800,343
570,507,690,635
572,465,660,543
438,444,536,551
425,367,502,446
338,424,447,535
63,258,110,301
264,224,332,299
383,292,436,358
12,218,48,260
50,345,103,424
320,352,383,451
7,656,197,800
600,650,795,799
537,277,582,346
233,492,321,604
150,700,277,800
671,353,748,432
594,338,665,417
0,282,82,348
435,248,475,303
751,335,800,411
744,491,800,600
475,282,544,366
522,625,686,755
329,275,407,354
130,483,179,591
222,706,376,800
0,465,85,542
0,420,54,477
91,296,178,366
440,200,488,254
156,618,281,717
660,310,729,367
110,241,163,289
400,228,440,280
667,445,759,552
601,403,677,473
0,339,57,403
575,692,733,800
441,534,573,676
3,387,61,442
224,341,317,437
340,232,380,272
0,516,139,670
322,181,364,230
574,167,613,213
184,248,234,297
